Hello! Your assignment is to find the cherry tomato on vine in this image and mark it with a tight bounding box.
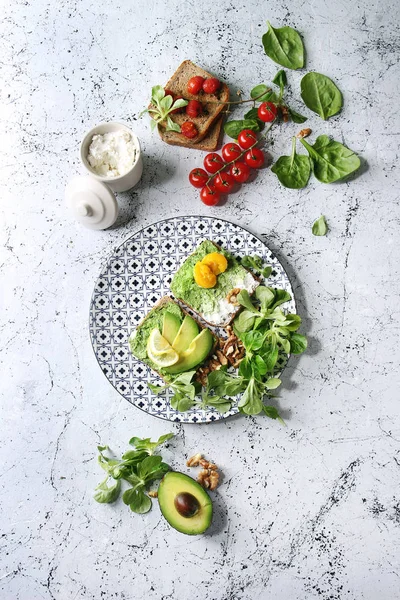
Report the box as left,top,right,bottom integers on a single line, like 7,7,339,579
237,129,258,150
214,172,235,194
244,148,264,168
230,161,251,183
200,184,221,206
203,152,225,174
189,168,209,188
221,143,242,163
187,76,205,95
202,78,221,94
181,122,198,139
258,102,278,123
186,99,203,118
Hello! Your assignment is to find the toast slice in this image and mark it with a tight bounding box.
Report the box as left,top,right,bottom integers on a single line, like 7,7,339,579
157,60,229,146
170,241,260,328
158,114,224,151
128,296,216,382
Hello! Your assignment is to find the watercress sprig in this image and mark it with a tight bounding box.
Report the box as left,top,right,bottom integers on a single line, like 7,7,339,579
94,434,173,513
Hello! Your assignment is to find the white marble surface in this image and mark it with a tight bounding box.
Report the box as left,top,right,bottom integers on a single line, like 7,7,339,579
1,0,400,598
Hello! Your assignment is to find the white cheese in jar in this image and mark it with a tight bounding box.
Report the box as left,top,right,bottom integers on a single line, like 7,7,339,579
87,130,137,178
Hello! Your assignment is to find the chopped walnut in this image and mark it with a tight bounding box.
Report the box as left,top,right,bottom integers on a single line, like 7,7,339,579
296,128,312,139
222,334,245,368
186,453,203,467
199,458,218,471
148,490,158,498
197,469,220,491
226,287,241,305
281,105,289,123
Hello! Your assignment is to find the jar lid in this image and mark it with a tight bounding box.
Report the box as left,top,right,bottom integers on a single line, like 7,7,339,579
65,176,119,230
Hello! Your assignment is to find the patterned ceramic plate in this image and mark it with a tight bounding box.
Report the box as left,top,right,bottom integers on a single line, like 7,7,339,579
89,216,295,423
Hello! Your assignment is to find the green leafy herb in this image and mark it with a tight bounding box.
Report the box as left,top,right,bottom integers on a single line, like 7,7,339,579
241,255,272,278
262,21,305,70
94,434,173,513
300,135,361,183
140,85,188,133
224,118,261,139
300,73,343,120
148,371,199,412
312,215,328,236
288,108,307,123
250,84,279,103
271,137,311,189
263,405,286,425
272,69,287,99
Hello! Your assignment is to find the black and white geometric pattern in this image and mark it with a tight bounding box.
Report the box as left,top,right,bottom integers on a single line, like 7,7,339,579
89,216,295,423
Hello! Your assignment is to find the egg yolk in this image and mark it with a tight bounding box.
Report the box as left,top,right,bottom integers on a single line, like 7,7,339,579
193,262,217,288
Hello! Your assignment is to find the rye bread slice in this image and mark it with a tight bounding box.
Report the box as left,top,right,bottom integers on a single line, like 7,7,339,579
128,296,216,382
156,59,229,146
170,241,260,328
158,115,224,151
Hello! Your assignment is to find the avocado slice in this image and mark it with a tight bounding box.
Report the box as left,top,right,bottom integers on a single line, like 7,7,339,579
162,311,181,346
171,315,199,354
158,472,212,535
164,329,214,374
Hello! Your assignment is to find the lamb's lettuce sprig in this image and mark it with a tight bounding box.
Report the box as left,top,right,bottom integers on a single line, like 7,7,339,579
140,86,188,132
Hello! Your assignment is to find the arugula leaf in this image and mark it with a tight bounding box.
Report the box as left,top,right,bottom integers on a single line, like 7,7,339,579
300,135,360,183
94,477,121,504
271,137,311,189
312,215,328,236
263,405,285,425
300,72,343,120
262,22,305,70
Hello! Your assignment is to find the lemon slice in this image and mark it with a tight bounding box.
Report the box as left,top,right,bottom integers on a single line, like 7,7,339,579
146,329,179,367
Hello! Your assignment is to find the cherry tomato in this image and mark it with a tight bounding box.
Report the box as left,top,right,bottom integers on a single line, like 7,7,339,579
181,121,198,139
200,184,221,206
189,168,209,188
187,76,205,95
230,161,251,183
214,172,235,193
237,129,258,150
164,88,174,98
258,102,278,123
185,99,202,118
221,143,242,163
202,78,221,94
203,152,225,174
244,148,264,168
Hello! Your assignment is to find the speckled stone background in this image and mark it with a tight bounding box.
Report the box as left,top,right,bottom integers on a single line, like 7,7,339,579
1,0,400,598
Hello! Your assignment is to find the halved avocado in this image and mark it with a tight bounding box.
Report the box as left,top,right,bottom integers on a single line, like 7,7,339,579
162,311,181,345
164,329,213,374
158,472,212,535
171,315,199,354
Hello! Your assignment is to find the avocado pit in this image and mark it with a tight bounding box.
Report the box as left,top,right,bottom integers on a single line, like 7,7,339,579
174,492,200,518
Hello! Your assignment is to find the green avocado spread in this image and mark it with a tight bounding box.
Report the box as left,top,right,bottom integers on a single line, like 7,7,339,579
170,240,247,315
129,301,182,376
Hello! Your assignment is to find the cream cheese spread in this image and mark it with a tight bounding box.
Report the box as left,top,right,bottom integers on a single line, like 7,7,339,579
87,130,137,177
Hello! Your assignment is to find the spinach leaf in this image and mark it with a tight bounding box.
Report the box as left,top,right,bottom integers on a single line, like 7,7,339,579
300,135,361,183
94,477,121,504
271,137,311,189
262,21,304,70
272,69,287,98
224,118,260,139
312,215,328,236
300,73,343,120
288,108,307,123
250,84,278,103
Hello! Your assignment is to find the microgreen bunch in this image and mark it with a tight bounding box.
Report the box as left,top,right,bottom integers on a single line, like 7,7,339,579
140,86,188,133
94,433,174,513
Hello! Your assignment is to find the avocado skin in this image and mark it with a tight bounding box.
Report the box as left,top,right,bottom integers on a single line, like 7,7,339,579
158,472,213,535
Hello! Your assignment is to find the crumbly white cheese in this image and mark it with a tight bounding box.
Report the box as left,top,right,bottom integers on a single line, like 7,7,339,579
87,130,137,177
202,272,259,326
